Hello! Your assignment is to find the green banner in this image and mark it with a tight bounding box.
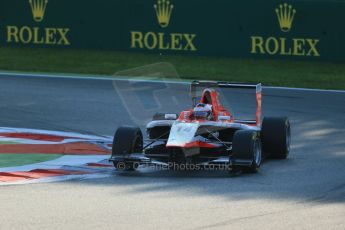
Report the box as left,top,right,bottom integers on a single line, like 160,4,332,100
1,0,344,61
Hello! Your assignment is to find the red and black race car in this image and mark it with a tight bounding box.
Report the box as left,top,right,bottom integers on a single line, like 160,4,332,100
110,81,291,174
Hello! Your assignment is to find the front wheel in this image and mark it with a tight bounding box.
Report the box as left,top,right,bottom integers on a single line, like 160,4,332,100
112,126,143,156
231,130,262,173
111,126,143,171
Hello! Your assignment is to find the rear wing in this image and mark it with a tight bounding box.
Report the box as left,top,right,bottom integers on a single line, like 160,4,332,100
190,81,262,125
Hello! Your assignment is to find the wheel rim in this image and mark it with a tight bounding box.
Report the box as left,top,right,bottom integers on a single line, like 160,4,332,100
254,140,262,166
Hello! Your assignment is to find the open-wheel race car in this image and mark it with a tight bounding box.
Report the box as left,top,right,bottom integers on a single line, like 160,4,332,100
110,81,291,174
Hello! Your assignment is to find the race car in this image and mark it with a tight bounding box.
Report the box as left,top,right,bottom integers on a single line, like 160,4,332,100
110,81,291,174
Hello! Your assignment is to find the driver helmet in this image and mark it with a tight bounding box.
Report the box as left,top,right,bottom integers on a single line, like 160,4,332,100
193,103,213,120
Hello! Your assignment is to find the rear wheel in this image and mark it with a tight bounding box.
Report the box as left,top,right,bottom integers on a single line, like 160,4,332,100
261,117,291,159
231,130,262,173
112,126,143,171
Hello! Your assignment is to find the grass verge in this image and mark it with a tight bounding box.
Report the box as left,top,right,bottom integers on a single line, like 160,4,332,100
0,47,344,89
0,154,62,168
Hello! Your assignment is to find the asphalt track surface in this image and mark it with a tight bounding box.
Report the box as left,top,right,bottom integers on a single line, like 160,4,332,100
0,75,345,230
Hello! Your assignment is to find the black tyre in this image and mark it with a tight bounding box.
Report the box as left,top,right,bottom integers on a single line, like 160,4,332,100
261,117,291,159
112,126,143,156
112,126,143,171
232,130,262,173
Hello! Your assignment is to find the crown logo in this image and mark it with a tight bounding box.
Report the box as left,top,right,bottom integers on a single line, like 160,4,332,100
29,0,48,22
154,0,174,28
275,3,296,32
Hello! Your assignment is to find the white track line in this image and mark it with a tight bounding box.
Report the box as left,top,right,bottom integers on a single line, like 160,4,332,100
0,127,112,141
1,173,113,186
1,71,344,93
0,71,186,84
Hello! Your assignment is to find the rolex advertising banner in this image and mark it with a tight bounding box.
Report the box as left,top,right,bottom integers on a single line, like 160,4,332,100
0,0,345,61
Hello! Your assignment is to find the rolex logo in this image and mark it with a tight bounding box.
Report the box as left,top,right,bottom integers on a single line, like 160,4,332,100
275,3,296,32
29,0,48,22
154,0,174,28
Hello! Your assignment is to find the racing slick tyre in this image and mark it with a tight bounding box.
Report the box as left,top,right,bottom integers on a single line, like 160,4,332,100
261,117,291,159
112,126,143,171
231,130,262,173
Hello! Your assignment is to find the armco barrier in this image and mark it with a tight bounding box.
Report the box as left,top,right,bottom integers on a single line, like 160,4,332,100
0,0,344,61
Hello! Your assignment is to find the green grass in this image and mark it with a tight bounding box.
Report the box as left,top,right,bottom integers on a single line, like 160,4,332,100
0,154,62,168
0,47,345,89
0,141,19,144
